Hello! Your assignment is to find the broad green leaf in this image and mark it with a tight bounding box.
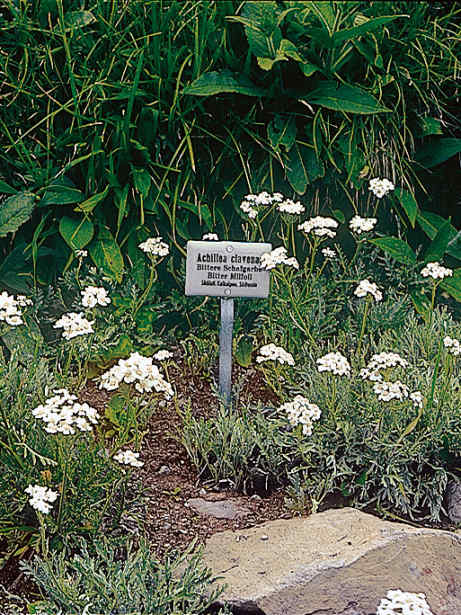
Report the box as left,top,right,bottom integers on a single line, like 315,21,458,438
303,145,325,181
301,62,320,77
423,220,452,262
397,407,423,444
417,210,450,240
89,226,124,283
268,115,297,151
235,336,254,368
0,192,35,237
369,237,416,265
302,82,391,114
286,143,309,194
416,138,461,168
132,168,151,198
310,1,335,33
74,186,109,214
136,307,156,335
41,183,84,206
278,38,303,61
179,200,213,231
332,15,405,46
0,180,17,194
332,209,345,224
241,1,280,57
0,243,31,293
441,269,461,303
2,317,42,360
410,289,431,321
183,70,265,97
393,188,418,227
446,231,461,261
420,117,443,136
59,216,94,251
65,10,96,29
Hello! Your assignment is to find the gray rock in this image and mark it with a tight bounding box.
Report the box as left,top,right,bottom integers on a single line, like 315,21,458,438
446,479,461,523
202,507,461,615
186,497,250,520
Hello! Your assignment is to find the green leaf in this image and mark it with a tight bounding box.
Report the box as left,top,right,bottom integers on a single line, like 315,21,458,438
41,183,84,206
132,168,151,198
300,62,320,77
235,336,254,368
0,192,35,237
0,180,17,194
417,210,450,240
416,138,461,168
286,143,309,194
105,394,126,427
441,269,461,303
184,70,265,97
310,1,335,34
420,117,443,136
332,209,345,224
65,10,96,29
59,216,94,251
393,188,418,227
268,115,297,151
240,1,280,57
0,243,31,293
89,226,124,283
369,237,416,265
332,15,405,46
179,200,213,231
410,289,431,321
423,220,452,262
74,186,109,214
302,82,391,114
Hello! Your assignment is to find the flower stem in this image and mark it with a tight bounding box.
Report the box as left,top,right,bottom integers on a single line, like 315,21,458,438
357,296,371,358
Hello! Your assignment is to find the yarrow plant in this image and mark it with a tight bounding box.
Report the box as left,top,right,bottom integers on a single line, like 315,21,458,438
240,191,283,219
276,198,305,216
360,352,409,382
0,291,32,326
256,343,295,366
25,485,58,515
376,589,434,615
202,233,219,241
297,216,338,239
354,279,383,302
153,349,174,361
321,247,336,259
420,261,453,280
443,335,461,356
368,177,395,198
138,237,169,257
279,396,321,436
53,312,94,340
81,286,111,308
349,215,377,234
114,449,144,468
260,247,299,270
316,352,351,376
373,380,409,402
32,388,99,434
99,351,173,397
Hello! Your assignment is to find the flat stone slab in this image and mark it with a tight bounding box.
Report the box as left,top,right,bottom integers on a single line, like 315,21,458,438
186,497,250,520
447,479,461,523
203,507,461,615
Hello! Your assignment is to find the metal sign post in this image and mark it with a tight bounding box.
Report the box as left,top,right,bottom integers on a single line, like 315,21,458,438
219,297,234,408
185,240,271,409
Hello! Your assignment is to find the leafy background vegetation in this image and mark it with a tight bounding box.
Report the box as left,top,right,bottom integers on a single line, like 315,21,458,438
0,0,460,294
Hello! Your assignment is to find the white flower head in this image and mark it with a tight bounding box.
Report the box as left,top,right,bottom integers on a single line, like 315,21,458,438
81,286,111,308
202,233,219,241
298,216,338,239
153,349,173,361
114,449,144,468
279,395,321,436
360,352,408,382
240,191,286,219
139,237,169,257
99,352,173,397
25,484,59,515
368,177,395,198
260,247,299,270
32,389,99,434
349,215,377,234
443,335,461,356
373,380,409,402
277,199,305,215
421,261,453,280
53,312,94,340
322,247,336,259
0,291,31,326
317,352,351,376
75,249,87,258
256,343,294,366
376,589,434,615
354,279,383,302
410,391,423,408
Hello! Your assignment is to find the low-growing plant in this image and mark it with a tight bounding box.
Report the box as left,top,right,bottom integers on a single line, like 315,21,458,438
21,536,230,615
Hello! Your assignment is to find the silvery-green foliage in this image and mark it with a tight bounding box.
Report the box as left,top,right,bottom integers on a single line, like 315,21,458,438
21,537,229,615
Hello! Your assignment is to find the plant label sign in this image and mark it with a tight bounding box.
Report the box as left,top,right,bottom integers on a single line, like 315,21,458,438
185,240,272,299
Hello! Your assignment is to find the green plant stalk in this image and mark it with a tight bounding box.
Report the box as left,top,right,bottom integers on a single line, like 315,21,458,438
133,260,158,318
279,267,316,345
56,439,68,535
357,296,372,358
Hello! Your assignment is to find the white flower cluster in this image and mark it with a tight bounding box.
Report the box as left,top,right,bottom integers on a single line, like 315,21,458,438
410,390,423,408
32,388,99,434
368,177,395,198
277,198,305,215
376,589,434,615
75,249,87,258
99,352,173,396
298,216,338,239
443,335,461,356
260,247,299,270
354,279,383,302
256,343,295,366
53,312,94,340
322,247,336,259
373,380,409,402
81,286,111,308
316,352,351,376
25,484,58,515
138,237,169,257
240,191,283,219
202,233,218,241
0,291,32,326
280,395,321,436
360,352,408,382
420,261,453,280
153,349,173,361
114,449,144,468
349,215,377,234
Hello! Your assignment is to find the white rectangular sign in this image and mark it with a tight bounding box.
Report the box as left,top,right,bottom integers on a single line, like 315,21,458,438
185,240,271,298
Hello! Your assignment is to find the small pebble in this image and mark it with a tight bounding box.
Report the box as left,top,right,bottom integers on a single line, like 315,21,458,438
199,488,207,496
158,465,170,474
261,534,269,541
250,494,262,501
